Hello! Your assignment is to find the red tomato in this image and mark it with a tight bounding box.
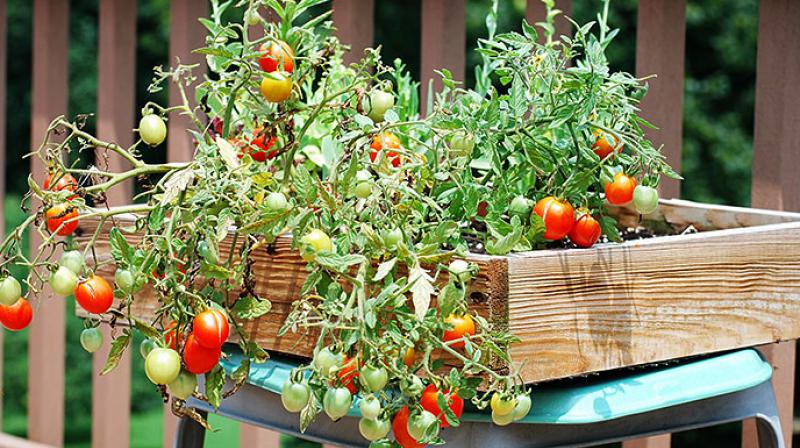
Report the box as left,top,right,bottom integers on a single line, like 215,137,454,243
369,133,401,167
74,275,114,314
183,334,222,374
592,130,622,159
420,384,464,428
443,314,476,349
44,173,78,193
534,197,575,240
243,128,277,162
392,406,424,448
258,40,294,73
46,203,79,237
337,354,359,394
164,321,182,350
193,309,229,348
568,213,602,248
605,173,637,205
476,200,489,218
0,298,33,331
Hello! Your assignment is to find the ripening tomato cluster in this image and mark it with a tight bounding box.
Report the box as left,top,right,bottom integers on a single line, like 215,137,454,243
258,40,294,103
44,173,81,237
47,249,116,317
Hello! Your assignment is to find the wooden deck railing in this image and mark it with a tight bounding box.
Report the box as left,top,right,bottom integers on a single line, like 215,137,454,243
0,0,798,447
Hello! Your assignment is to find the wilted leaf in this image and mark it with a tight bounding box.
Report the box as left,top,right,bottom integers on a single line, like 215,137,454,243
216,136,241,170
101,332,131,375
373,258,396,282
161,168,195,205
409,263,435,320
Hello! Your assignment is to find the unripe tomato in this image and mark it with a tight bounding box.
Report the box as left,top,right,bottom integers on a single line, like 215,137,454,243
46,203,79,236
420,384,464,428
183,334,222,374
492,410,515,426
196,241,218,265
265,192,289,212
534,196,575,240
258,40,294,73
359,394,382,420
359,417,391,441
360,365,388,393
443,313,476,349
168,370,198,400
382,228,403,249
407,409,438,441
392,406,424,448
592,129,622,159
245,10,261,26
448,132,475,157
364,90,395,123
44,173,78,194
139,338,157,359
400,375,424,397
80,327,104,353
0,277,22,306
192,308,229,348
50,266,78,297
114,268,142,294
260,73,293,103
323,387,352,420
0,298,32,331
568,213,602,248
633,185,659,214
59,250,84,275
354,181,373,199
337,354,359,394
369,133,401,167
512,393,532,421
144,348,181,385
490,392,517,416
448,259,472,283
605,172,637,205
509,195,533,218
281,380,311,413
74,275,114,314
139,114,167,146
299,229,332,262
314,347,342,376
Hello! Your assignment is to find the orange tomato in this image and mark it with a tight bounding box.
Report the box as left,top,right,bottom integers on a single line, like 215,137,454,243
46,203,79,236
369,133,401,167
337,354,359,394
533,196,575,240
74,275,114,315
260,73,293,103
420,384,464,428
443,314,476,349
592,130,622,159
258,40,294,73
605,172,637,205
568,213,602,248
403,346,416,367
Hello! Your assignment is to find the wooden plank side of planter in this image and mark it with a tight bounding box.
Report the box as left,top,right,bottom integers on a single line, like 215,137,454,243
506,221,800,382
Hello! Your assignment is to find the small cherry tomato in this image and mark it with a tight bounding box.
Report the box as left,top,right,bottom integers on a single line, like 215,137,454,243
364,90,395,122
420,384,464,428
448,259,472,283
392,406,424,448
44,173,79,194
265,192,289,212
337,354,359,394
369,133,401,167
281,380,311,413
144,347,181,385
403,346,416,367
534,196,575,240
168,369,198,400
197,241,218,265
359,417,391,441
407,409,438,441
360,365,388,393
192,308,230,348
490,392,517,416
164,321,182,350
50,266,78,297
74,275,114,314
359,394,382,420
509,195,533,218
314,347,342,376
592,129,622,159
80,327,104,353
323,387,352,420
0,298,32,331
245,128,277,161
115,268,142,294
354,181,373,199
633,185,659,214
139,114,167,146
183,334,222,374
449,132,475,157
512,393,532,421
568,213,602,248
258,40,294,73
0,277,22,306
260,73,293,103
46,203,79,236
382,228,403,249
443,313,476,349
492,410,515,426
605,172,637,205
59,250,84,275
299,229,333,262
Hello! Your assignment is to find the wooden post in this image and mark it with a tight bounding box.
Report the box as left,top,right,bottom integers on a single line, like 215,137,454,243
28,0,69,445
240,425,281,447
419,0,465,114
0,0,6,430
332,0,374,65
525,0,572,40
742,1,800,447
92,1,136,447
635,0,686,201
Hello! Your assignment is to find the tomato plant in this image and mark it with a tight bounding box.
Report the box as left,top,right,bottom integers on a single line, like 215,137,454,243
74,275,114,314
369,132,401,167
44,173,78,193
0,298,32,331
592,129,622,159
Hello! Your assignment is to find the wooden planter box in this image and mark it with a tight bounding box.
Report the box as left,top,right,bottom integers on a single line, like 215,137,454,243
75,199,800,383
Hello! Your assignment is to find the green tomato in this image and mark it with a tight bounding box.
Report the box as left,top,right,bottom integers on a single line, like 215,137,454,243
509,196,533,218
281,380,312,413
359,394,382,420
448,259,472,283
633,185,659,215
144,348,181,385
314,347,341,376
382,228,403,249
360,365,388,393
491,410,515,426
197,240,218,265
359,417,391,441
139,338,157,359
168,370,198,400
115,269,140,294
512,394,532,421
407,410,439,441
354,181,373,199
59,250,85,274
80,327,104,353
300,229,332,262
449,132,475,157
139,114,167,146
323,387,352,420
265,192,289,212
490,392,517,416
0,277,21,306
50,266,78,297
365,90,395,122
400,375,424,397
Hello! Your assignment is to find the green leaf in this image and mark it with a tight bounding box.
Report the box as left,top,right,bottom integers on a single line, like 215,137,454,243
314,252,366,273
486,225,523,255
101,332,131,375
108,227,134,264
600,216,622,242
134,319,160,340
232,296,272,320
438,283,464,317
148,206,165,231
205,366,226,409
373,258,396,282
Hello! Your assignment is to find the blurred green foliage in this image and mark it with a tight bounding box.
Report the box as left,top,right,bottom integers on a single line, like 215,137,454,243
1,0,764,447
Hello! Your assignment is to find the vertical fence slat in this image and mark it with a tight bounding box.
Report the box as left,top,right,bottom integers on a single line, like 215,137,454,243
28,0,69,445
623,435,671,448
420,0,465,113
634,0,686,201
741,1,800,447
0,0,6,431
239,424,280,448
92,1,136,447
525,0,572,40
332,0,374,65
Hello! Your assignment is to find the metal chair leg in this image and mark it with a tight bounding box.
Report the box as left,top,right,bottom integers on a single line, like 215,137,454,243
755,414,785,448
174,411,208,448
